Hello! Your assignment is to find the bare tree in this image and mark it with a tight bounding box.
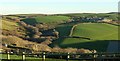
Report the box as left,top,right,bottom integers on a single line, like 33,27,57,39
53,29,59,38
40,38,52,45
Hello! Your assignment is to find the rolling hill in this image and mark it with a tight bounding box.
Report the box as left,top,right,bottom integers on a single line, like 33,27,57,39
59,13,118,21
2,13,119,52
1,20,18,30
51,23,119,52
22,16,70,25
1,20,26,38
72,23,118,40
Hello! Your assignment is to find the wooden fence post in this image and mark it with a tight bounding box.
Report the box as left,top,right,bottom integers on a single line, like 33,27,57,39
113,54,116,57
42,52,45,61
92,50,97,61
67,52,70,61
7,52,10,60
93,53,96,61
22,52,25,61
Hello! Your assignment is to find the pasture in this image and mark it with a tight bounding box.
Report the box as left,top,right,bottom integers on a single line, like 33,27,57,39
1,52,119,61
52,23,119,52
1,54,77,61
22,16,70,25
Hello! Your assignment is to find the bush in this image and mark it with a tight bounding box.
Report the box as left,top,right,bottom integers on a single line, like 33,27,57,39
40,38,52,45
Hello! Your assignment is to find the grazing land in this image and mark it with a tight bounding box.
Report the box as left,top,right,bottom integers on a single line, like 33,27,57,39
22,16,70,25
51,23,118,52
1,13,119,55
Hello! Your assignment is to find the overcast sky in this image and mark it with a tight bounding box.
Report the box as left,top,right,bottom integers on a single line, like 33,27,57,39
0,0,119,15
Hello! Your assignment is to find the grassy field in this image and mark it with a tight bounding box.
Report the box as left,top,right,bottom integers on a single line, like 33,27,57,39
50,24,73,47
60,13,118,20
22,16,70,25
51,23,118,52
1,54,78,61
1,54,40,59
72,23,118,40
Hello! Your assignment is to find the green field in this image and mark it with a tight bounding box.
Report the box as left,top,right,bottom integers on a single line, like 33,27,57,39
22,16,70,25
60,13,118,20
2,14,119,53
51,24,73,47
72,23,118,40
52,23,119,52
1,54,78,61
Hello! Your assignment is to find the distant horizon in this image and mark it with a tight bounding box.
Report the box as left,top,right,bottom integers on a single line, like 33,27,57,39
2,12,118,15
0,0,119,15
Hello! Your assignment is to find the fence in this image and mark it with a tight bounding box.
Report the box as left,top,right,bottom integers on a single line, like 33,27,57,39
1,52,120,61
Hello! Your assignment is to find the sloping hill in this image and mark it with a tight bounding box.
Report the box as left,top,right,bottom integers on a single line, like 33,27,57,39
22,16,70,25
1,20,18,30
59,13,118,20
51,23,118,52
72,23,118,40
1,20,26,37
1,35,51,52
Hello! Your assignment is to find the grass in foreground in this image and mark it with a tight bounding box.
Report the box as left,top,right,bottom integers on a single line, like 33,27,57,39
1,54,78,61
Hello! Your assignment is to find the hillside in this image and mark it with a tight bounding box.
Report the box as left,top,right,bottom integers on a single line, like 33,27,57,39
22,16,70,25
1,13,119,53
72,23,118,40
1,20,26,37
1,35,51,52
59,13,118,21
1,20,18,30
51,23,118,52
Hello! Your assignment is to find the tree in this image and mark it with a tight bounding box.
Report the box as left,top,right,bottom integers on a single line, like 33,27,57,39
77,48,92,53
35,24,44,29
19,21,27,27
35,32,42,36
40,38,52,45
53,29,59,38
52,46,63,52
64,48,77,53
33,35,40,38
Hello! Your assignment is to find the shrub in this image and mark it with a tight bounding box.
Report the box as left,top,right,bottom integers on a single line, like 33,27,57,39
40,38,52,45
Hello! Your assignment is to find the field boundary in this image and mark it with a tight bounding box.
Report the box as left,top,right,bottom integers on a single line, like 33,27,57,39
69,24,78,36
1,52,120,61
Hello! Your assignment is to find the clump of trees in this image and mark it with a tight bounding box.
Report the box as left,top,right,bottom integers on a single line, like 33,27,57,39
19,21,60,39
17,20,95,54
2,30,23,37
25,44,52,52
40,38,52,45
51,47,95,53
35,23,49,31
19,21,42,39
2,36,32,47
52,29,59,38
52,46,63,52
2,35,96,54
